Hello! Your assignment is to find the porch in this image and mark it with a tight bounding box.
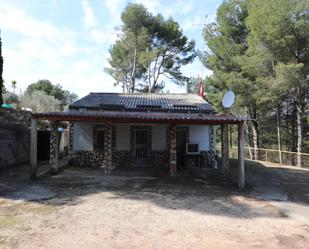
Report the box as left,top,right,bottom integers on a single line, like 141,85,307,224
30,111,246,188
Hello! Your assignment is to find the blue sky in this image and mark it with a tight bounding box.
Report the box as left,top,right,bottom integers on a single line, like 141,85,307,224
0,0,222,97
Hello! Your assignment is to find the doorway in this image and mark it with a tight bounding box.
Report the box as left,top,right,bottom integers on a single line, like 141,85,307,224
133,127,150,166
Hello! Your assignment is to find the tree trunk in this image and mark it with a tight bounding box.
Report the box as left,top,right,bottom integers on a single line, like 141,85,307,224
245,123,253,160
0,34,3,106
130,45,137,93
295,86,304,167
277,104,282,165
252,122,258,160
246,106,259,160
229,125,233,148
291,104,297,165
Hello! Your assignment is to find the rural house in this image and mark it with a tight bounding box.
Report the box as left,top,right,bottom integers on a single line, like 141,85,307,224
31,93,247,188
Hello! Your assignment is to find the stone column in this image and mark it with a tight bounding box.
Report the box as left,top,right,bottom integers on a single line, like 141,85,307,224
238,122,245,189
68,122,74,162
169,125,177,176
208,125,217,168
50,121,59,174
30,119,38,179
221,124,229,174
103,123,113,174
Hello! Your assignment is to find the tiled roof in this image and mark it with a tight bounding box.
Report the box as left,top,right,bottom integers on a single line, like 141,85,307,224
70,93,215,113
33,111,248,124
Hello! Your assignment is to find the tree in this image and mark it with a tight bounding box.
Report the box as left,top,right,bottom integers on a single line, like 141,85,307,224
106,4,152,93
11,80,17,94
3,91,18,104
26,79,78,110
142,15,196,92
106,3,196,93
0,31,3,106
202,0,262,159
21,90,61,112
247,0,309,166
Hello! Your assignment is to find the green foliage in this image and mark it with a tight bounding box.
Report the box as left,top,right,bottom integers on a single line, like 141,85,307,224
203,0,309,154
3,91,19,104
106,3,196,92
0,33,3,106
26,79,78,110
21,90,61,112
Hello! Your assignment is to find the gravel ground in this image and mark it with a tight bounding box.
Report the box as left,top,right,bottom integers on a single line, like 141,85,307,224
0,165,309,249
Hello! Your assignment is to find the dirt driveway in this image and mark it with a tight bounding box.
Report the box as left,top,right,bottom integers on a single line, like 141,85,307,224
1,164,309,249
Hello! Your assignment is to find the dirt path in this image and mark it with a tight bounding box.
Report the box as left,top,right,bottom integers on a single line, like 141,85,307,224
1,166,309,249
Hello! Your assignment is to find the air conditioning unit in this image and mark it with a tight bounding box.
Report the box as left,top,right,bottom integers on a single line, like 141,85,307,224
186,143,199,154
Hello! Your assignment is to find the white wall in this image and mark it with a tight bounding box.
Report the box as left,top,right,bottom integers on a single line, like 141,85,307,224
73,123,94,151
115,125,130,150
189,125,209,151
152,125,167,150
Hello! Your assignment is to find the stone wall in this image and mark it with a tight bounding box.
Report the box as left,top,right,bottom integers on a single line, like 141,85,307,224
150,150,169,167
0,110,31,169
70,150,105,167
112,150,130,167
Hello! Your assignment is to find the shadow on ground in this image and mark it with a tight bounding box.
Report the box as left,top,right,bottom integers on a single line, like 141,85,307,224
229,159,309,205
2,160,307,219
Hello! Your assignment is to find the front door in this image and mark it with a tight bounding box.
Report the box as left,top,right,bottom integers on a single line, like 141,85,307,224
134,128,149,166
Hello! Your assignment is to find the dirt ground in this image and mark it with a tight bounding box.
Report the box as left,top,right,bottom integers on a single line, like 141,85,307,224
1,164,309,249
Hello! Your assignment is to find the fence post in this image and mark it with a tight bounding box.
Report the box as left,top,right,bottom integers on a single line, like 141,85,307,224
265,150,267,162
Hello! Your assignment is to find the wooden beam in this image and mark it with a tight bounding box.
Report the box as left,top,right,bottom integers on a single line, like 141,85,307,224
30,119,37,179
221,124,229,174
238,122,245,189
32,114,244,125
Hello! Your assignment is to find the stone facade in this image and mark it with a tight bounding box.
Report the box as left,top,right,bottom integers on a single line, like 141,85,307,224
208,125,216,168
168,125,177,176
68,122,74,160
67,123,215,174
150,150,169,167
102,124,113,173
0,110,31,169
112,150,131,167
49,121,59,173
70,150,105,167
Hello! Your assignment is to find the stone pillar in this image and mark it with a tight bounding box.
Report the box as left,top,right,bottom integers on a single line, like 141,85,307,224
209,125,217,168
169,125,177,176
221,124,229,174
68,122,74,161
103,123,113,174
30,119,38,179
238,122,245,189
50,121,59,174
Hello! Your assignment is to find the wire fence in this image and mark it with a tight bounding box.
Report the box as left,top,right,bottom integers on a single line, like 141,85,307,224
220,147,309,168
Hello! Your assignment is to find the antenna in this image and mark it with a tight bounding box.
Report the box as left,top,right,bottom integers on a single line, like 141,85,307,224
221,90,235,109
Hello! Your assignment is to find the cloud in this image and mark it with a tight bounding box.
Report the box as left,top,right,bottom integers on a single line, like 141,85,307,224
81,0,97,29
0,2,118,96
134,0,160,14
81,0,118,44
104,0,122,20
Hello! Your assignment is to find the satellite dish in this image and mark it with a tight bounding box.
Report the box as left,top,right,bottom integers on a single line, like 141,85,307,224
221,90,235,108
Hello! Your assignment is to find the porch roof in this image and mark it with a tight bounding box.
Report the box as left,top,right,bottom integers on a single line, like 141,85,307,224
32,110,248,124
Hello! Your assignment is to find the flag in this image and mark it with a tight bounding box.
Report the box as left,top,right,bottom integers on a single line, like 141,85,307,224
199,81,204,97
